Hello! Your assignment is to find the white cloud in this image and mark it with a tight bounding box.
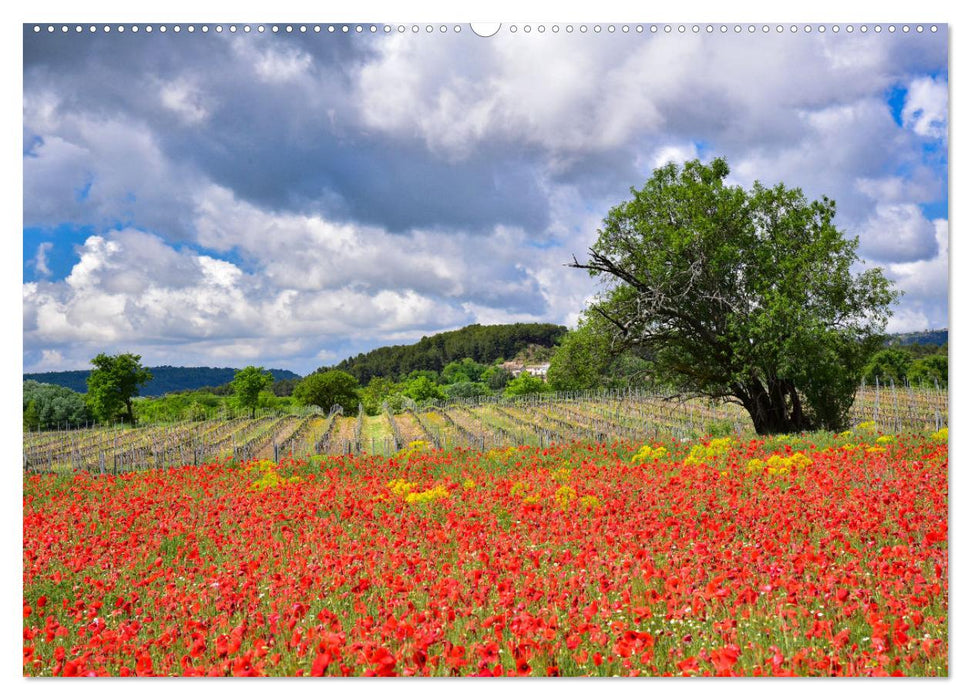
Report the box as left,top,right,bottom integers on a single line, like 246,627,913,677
22,30,948,372
878,219,949,333
23,111,202,237
859,204,938,263
32,242,53,277
902,75,948,140
886,219,949,302
649,143,701,170
885,307,932,335
253,46,314,83
159,79,209,124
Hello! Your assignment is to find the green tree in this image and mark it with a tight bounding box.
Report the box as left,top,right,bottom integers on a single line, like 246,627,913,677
231,366,274,418
482,365,514,391
23,380,92,430
862,348,912,385
23,399,40,431
504,373,552,397
442,358,488,384
444,381,491,399
907,355,947,388
547,313,616,391
293,370,360,414
402,375,446,403
86,353,153,425
571,158,899,434
359,376,401,415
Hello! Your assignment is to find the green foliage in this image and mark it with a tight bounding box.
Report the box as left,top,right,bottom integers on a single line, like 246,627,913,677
547,313,615,391
187,400,214,421
23,380,91,430
444,381,491,399
23,400,40,431
404,369,440,383
442,358,488,384
382,393,408,413
862,349,912,384
271,378,299,397
258,390,293,412
482,366,514,391
293,370,360,414
86,353,153,425
326,323,567,383
134,391,224,423
402,375,446,403
360,376,401,415
907,355,947,388
231,366,275,418
573,158,899,434
504,373,553,397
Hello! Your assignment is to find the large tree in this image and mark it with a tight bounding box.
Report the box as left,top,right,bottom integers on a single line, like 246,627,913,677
86,353,153,425
293,370,360,415
231,366,275,418
571,158,899,434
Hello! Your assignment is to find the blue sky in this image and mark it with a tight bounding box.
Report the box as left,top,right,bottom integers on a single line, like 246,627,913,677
22,25,949,374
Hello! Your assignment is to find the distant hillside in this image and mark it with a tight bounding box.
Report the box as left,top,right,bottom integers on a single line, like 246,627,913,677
24,365,301,396
888,329,948,347
326,323,568,384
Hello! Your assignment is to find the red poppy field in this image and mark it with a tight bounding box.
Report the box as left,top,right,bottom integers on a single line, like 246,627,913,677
23,430,948,677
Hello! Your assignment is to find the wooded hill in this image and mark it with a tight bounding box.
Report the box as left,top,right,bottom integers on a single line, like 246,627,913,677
323,323,568,384
24,365,301,397
887,329,948,347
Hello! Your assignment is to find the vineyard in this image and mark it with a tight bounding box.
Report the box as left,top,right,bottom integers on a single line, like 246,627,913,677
22,386,948,474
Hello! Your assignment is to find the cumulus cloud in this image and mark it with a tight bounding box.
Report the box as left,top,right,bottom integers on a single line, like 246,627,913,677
859,204,939,263
158,79,209,124
22,27,949,372
902,75,948,140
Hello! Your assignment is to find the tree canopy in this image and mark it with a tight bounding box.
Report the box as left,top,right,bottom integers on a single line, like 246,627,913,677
571,158,899,434
231,366,275,418
862,349,913,385
504,373,553,397
23,380,91,430
293,370,360,414
86,353,153,424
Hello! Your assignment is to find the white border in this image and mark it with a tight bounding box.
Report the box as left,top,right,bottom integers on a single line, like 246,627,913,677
5,1,964,698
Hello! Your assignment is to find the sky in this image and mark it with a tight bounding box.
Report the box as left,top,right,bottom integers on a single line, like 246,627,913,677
22,24,949,375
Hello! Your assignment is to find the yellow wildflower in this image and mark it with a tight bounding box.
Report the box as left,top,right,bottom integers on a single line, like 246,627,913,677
579,495,602,511
554,485,577,508
404,484,449,505
510,481,532,498
387,479,418,497
684,437,733,466
630,444,667,464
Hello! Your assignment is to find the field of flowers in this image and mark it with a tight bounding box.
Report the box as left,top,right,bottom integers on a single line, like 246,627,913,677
23,427,948,677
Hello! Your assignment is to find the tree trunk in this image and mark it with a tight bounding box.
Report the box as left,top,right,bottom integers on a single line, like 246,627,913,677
739,377,813,435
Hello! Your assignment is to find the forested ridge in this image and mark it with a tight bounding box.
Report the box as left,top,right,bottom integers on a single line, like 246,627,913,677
24,365,301,396
323,323,567,383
